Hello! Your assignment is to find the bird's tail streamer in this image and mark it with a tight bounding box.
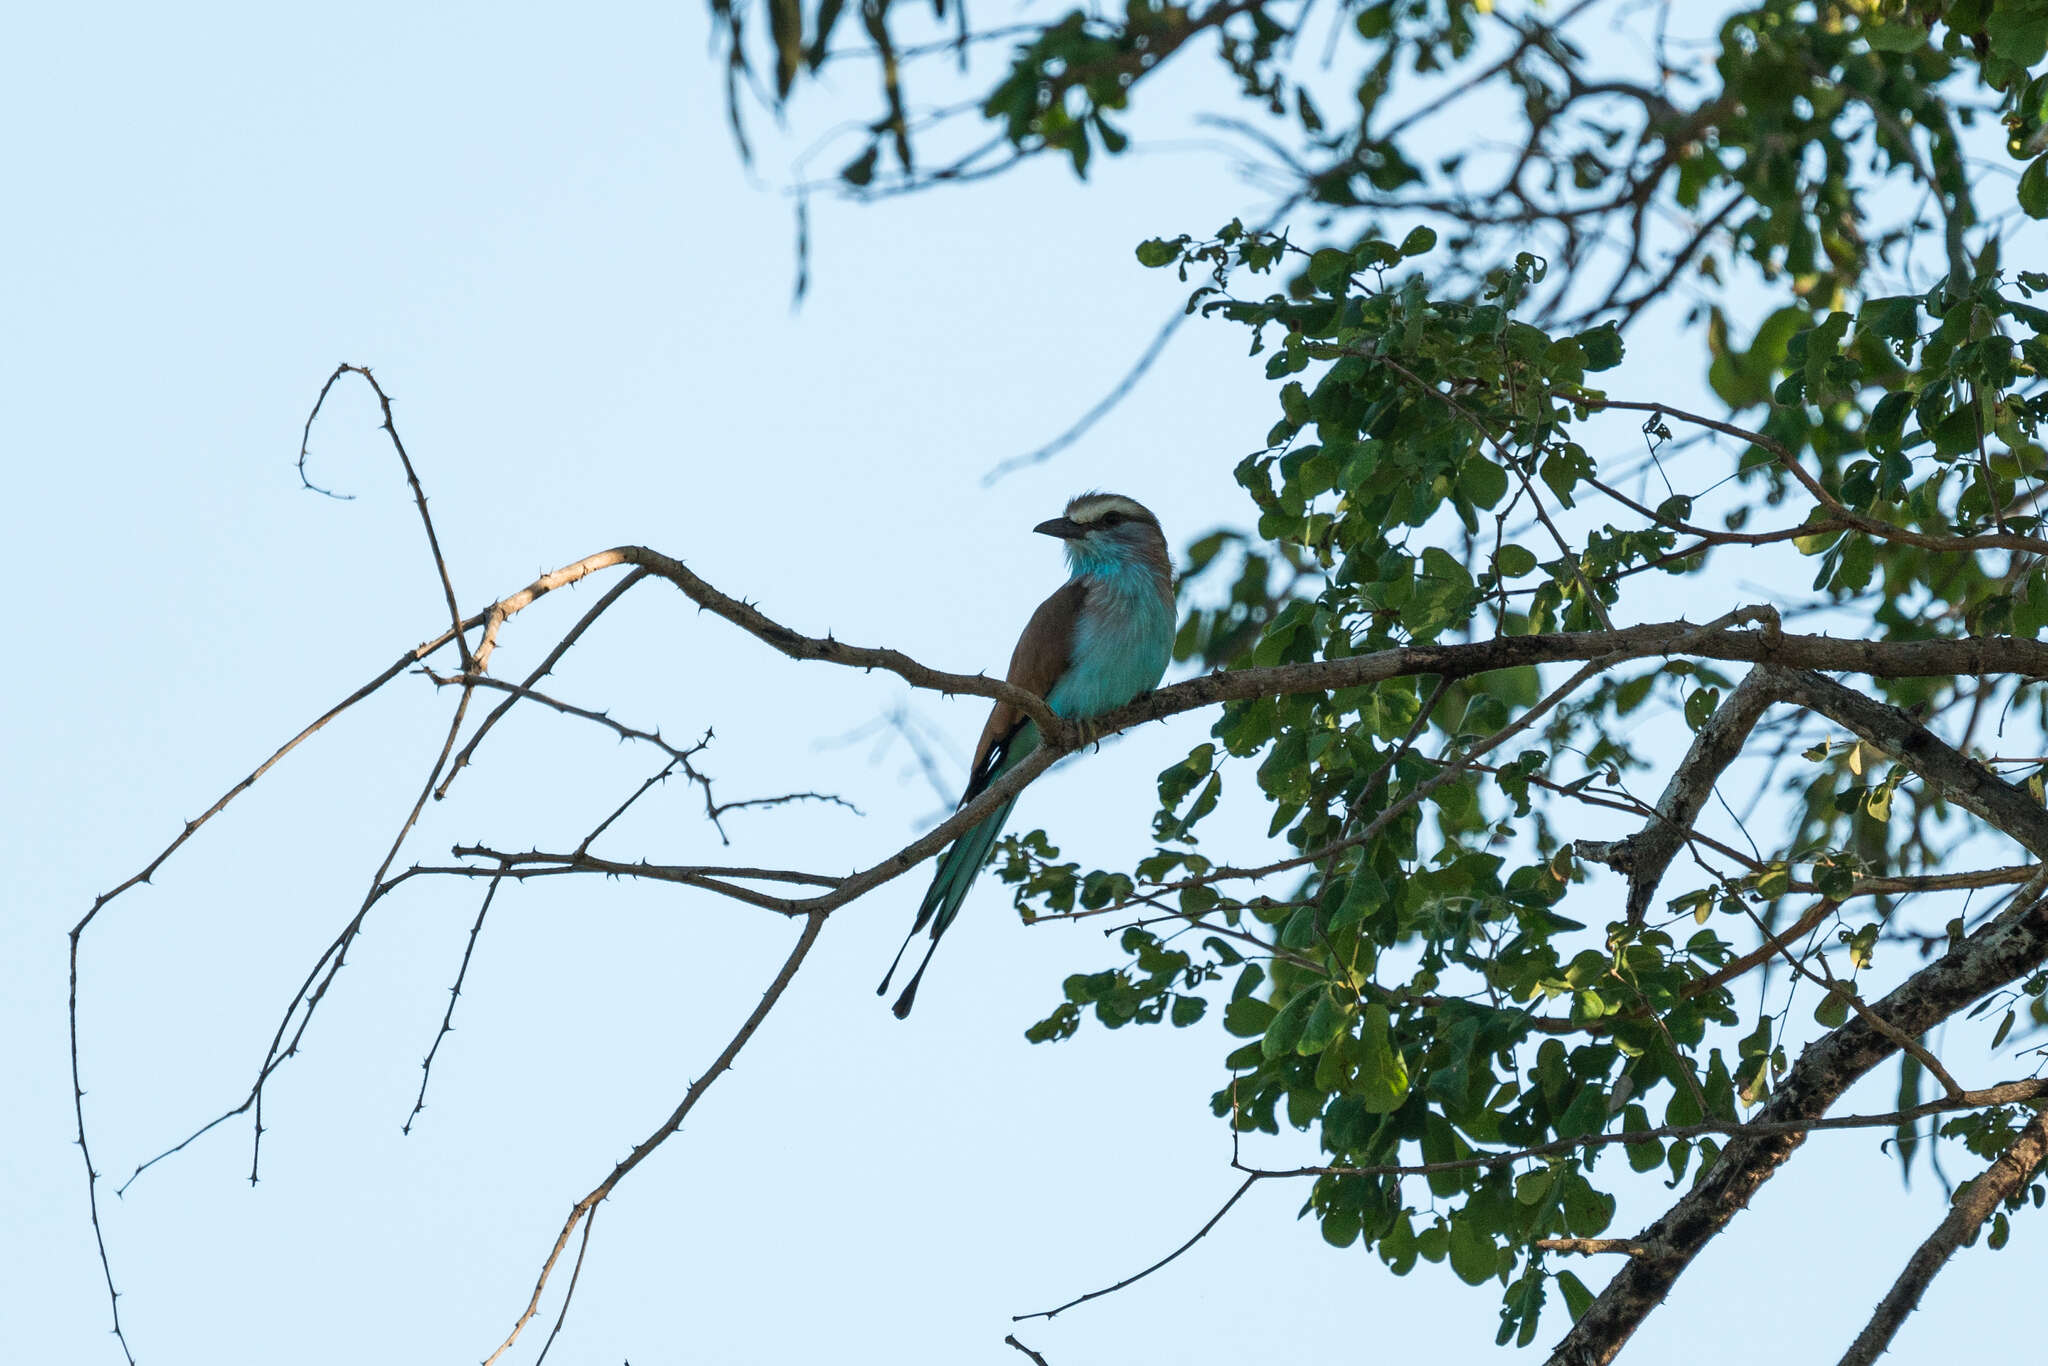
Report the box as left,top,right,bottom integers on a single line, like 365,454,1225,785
878,792,1021,1018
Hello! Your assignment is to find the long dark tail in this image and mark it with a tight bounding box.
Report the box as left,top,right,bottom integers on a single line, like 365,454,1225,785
879,726,1038,1018
877,793,1021,1017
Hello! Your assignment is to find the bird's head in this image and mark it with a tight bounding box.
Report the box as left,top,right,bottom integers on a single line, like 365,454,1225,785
1033,492,1168,577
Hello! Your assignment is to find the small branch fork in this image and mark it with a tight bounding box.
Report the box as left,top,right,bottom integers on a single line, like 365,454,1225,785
70,364,2048,1362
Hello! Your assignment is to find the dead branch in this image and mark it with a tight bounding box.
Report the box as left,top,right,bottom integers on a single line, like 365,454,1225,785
1536,1238,1645,1257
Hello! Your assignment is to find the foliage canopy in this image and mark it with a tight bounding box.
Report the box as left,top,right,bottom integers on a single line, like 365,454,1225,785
74,4,2048,1364
721,0,2048,1356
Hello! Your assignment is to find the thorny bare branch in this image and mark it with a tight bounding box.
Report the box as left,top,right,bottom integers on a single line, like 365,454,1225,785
481,912,826,1366
1005,1335,1054,1365
76,555,2048,1356
300,364,472,670
405,869,507,1135
75,365,2048,1362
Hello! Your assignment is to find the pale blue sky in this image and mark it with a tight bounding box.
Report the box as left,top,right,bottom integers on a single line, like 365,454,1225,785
5,4,2040,1364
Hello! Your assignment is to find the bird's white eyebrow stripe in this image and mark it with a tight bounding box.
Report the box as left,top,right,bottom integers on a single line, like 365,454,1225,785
1065,494,1152,525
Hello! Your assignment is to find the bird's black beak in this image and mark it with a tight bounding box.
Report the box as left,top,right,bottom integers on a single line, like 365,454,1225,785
1033,516,1085,540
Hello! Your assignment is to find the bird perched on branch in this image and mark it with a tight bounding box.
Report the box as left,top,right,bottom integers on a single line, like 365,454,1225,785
880,493,1175,1018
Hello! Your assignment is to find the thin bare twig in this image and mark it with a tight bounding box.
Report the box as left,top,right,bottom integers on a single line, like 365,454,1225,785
1004,1335,1053,1365
532,1205,601,1366
1014,1174,1260,1322
300,364,473,670
481,912,827,1364
405,870,507,1134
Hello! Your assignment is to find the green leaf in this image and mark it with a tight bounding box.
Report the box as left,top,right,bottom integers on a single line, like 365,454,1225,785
1860,19,1929,52
1622,1103,1663,1172
1321,1205,1361,1248
1135,236,1184,267
1557,1269,1594,1321
1298,988,1352,1054
1261,985,1319,1060
1398,225,1437,258
1575,323,1624,371
1355,1003,1412,1113
1515,1168,1555,1206
1684,686,1721,732
1496,544,1538,578
1448,1215,1497,1285
1557,1083,1609,1140
1559,1171,1616,1236
1459,458,1509,510
2022,155,2048,220
1223,996,1275,1038
1308,248,1354,293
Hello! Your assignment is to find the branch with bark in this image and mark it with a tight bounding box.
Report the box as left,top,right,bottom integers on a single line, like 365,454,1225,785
72,365,2048,1365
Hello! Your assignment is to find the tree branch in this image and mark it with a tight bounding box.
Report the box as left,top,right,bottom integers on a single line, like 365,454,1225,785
1763,665,2048,860
1575,664,1782,923
482,911,827,1365
1548,892,2048,1366
1836,1108,2048,1366
1014,1173,1260,1322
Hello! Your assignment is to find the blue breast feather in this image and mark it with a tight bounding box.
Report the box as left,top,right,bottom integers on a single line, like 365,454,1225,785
1044,562,1175,720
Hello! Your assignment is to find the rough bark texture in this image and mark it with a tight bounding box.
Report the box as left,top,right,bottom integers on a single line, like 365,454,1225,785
1767,667,2048,859
1576,667,1782,922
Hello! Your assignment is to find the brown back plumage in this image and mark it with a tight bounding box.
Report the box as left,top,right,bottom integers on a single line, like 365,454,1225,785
969,577,1087,782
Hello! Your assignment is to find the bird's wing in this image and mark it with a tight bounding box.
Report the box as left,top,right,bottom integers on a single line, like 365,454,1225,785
962,577,1087,798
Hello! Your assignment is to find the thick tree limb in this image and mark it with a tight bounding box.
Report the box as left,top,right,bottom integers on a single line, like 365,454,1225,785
1764,666,2048,859
468,546,1071,741
1575,666,1781,923
1547,660,2048,1364
1837,1108,2048,1366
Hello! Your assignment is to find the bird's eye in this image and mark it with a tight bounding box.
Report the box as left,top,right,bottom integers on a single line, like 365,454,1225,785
1099,511,1124,527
